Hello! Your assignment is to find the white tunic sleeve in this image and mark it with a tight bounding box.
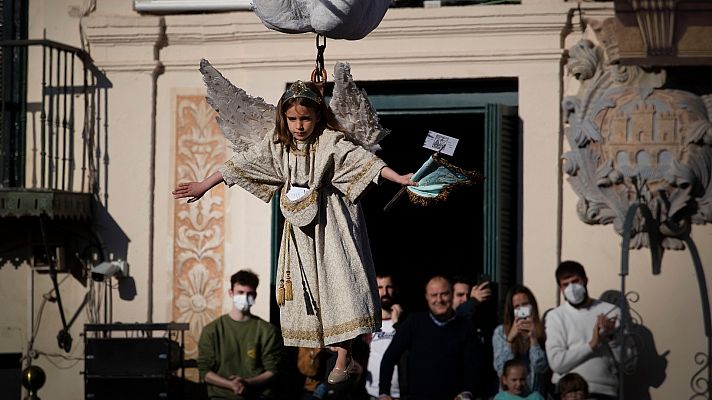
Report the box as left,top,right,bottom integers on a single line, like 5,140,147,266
219,135,285,203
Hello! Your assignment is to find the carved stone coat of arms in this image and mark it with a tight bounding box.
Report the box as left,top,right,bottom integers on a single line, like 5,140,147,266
562,39,712,250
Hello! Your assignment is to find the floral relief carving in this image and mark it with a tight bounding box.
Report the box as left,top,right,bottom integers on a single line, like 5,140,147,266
175,262,223,348
173,95,227,376
562,39,712,250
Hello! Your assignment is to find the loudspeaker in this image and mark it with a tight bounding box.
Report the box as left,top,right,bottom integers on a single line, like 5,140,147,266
85,376,181,400
85,338,181,376
0,353,21,400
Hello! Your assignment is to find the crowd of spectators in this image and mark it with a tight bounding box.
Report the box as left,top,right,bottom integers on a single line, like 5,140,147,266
196,260,626,400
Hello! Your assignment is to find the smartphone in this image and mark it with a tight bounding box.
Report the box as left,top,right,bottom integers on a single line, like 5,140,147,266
477,274,491,285
514,305,531,319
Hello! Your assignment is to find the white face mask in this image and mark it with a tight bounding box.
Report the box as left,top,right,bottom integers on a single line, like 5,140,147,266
233,294,255,312
563,283,587,305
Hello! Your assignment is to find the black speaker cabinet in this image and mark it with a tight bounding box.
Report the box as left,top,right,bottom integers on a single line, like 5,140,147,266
85,376,181,400
85,338,181,376
0,353,21,400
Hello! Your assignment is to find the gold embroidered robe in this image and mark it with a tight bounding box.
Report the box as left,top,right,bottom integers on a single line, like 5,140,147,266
219,129,386,347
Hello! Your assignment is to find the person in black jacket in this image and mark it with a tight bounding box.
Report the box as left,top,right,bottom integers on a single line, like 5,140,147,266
378,276,481,400
453,275,499,398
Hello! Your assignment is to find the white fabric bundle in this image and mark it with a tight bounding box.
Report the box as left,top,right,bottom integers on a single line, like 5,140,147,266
253,0,390,40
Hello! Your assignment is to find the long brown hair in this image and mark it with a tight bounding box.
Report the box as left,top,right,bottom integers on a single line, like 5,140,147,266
273,81,344,149
503,285,545,355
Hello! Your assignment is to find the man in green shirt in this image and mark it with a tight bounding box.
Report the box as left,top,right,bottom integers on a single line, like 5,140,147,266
198,270,284,399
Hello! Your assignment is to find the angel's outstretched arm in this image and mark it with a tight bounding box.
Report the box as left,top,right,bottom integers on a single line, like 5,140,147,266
380,167,418,187
172,171,224,203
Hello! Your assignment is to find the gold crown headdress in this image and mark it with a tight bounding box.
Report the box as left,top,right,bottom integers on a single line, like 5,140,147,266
281,80,322,104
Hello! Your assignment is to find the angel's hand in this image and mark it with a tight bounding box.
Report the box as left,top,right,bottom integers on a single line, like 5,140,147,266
173,181,208,203
381,167,418,187
399,173,418,187
173,171,225,203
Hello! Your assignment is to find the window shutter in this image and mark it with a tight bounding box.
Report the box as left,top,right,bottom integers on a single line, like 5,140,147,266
483,103,519,303
0,0,28,188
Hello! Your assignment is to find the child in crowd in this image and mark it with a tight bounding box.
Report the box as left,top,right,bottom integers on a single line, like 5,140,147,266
495,359,545,400
558,372,589,400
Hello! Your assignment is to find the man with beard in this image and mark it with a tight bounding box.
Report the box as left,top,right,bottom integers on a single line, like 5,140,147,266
378,276,480,400
545,261,622,399
365,273,403,399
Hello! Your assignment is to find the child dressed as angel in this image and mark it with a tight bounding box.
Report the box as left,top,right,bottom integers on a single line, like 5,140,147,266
173,66,416,384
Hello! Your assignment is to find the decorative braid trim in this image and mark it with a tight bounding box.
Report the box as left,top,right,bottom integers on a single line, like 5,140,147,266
281,315,379,343
432,153,485,182
280,186,319,212
323,315,379,338
221,159,275,201
345,156,380,200
406,179,474,206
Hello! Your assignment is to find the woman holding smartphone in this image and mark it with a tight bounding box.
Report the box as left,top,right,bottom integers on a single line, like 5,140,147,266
492,285,549,395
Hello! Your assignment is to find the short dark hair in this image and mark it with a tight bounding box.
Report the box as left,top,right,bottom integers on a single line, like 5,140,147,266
502,359,527,377
451,275,473,287
376,271,394,280
230,270,259,290
555,260,587,284
558,372,589,395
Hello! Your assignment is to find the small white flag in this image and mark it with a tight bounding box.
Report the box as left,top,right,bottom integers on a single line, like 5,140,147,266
423,130,459,156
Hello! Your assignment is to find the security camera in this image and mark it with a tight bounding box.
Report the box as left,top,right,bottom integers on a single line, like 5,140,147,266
91,260,128,282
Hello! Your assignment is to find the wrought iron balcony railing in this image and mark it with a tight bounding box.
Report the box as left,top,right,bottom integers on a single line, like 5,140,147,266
0,39,111,218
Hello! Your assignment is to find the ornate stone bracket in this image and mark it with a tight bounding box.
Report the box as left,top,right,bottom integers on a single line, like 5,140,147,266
561,39,712,250
591,1,712,65
627,0,679,56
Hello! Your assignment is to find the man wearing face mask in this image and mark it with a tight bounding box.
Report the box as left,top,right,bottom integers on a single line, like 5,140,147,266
544,261,622,400
198,270,284,399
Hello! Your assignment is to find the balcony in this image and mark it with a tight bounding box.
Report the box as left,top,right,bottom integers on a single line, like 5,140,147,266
0,39,111,269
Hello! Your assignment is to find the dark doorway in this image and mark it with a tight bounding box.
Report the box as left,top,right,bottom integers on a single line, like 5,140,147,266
354,77,520,315
362,112,486,314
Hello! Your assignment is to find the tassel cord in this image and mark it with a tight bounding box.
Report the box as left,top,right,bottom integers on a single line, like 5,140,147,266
288,225,318,316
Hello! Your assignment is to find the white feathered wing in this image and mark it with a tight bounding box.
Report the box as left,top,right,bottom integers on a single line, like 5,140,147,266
330,61,389,152
199,59,388,153
199,59,275,152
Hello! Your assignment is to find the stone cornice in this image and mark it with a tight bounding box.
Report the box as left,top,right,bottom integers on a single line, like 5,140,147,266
161,48,565,72
84,4,590,72
83,15,164,45
91,59,164,73
157,3,580,70
374,5,575,37
83,15,165,72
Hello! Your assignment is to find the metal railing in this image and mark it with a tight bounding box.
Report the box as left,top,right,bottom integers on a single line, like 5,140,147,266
0,39,111,195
